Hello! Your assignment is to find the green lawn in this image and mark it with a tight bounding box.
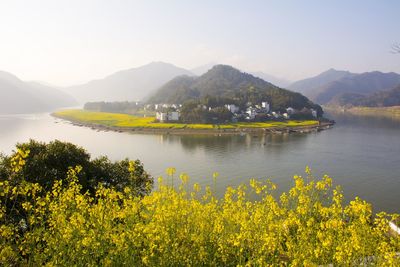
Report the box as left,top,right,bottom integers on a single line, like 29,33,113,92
53,109,318,130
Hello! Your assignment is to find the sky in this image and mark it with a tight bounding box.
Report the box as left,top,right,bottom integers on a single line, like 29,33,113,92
0,0,399,86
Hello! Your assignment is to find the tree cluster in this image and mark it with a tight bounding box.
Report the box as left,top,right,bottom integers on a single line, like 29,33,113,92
180,100,233,123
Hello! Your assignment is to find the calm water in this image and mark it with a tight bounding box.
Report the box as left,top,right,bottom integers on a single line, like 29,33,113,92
0,112,399,213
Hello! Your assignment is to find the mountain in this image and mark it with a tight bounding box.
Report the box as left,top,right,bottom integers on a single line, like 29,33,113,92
148,65,322,114
65,62,194,103
251,71,291,88
191,64,291,87
288,69,356,95
0,71,77,114
312,71,400,105
331,84,400,107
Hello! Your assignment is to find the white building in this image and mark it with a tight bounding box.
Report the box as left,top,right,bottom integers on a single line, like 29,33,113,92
272,112,281,119
168,111,180,121
156,111,180,122
286,107,296,115
225,104,240,113
246,107,257,120
156,112,167,122
261,102,270,113
311,109,318,118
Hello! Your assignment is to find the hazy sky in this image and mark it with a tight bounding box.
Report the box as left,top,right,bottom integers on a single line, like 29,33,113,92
0,0,399,86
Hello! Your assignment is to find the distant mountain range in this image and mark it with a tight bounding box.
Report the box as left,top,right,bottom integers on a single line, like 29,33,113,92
190,63,216,76
3,60,399,114
148,65,321,113
65,62,194,103
289,69,400,106
250,72,291,88
0,71,77,114
288,69,356,96
331,84,400,107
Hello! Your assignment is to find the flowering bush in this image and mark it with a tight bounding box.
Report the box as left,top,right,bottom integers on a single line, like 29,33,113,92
1,150,399,266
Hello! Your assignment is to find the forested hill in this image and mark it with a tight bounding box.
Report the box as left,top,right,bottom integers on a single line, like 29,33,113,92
148,65,322,113
0,71,77,114
311,71,400,105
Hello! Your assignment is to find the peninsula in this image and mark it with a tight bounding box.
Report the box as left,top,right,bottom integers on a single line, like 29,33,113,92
53,65,335,135
52,109,333,135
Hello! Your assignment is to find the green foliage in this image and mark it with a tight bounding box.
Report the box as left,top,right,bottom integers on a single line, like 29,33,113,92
180,100,233,123
0,140,153,196
90,157,152,195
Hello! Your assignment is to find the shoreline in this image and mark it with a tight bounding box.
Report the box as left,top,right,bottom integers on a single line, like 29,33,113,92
324,106,400,119
52,113,334,136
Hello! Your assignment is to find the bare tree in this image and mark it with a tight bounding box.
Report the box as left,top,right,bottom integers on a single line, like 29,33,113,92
391,43,400,54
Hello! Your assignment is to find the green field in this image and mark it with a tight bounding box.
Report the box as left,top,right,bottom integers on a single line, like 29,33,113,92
53,109,318,130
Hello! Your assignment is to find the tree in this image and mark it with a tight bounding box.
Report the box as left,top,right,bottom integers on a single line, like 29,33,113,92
0,140,153,195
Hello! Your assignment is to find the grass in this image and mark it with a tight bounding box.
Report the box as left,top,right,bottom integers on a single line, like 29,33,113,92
53,109,319,130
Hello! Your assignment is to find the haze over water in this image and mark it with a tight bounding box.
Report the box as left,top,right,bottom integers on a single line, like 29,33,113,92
1,112,399,213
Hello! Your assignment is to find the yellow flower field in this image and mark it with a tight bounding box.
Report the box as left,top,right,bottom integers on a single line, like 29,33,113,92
1,152,399,266
53,109,319,130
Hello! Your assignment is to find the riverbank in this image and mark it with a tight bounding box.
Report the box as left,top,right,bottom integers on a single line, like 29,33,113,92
324,106,400,119
52,109,334,135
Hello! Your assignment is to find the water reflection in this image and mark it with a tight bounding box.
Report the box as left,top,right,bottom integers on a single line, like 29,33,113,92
326,111,400,129
158,132,310,155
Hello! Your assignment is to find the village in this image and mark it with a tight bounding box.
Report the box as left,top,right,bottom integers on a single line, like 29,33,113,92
146,102,318,123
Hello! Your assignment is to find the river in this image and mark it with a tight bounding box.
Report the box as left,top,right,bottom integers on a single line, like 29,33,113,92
0,111,399,213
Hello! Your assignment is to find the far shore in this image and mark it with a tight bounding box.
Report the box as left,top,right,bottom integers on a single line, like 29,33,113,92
52,111,334,136
324,105,400,119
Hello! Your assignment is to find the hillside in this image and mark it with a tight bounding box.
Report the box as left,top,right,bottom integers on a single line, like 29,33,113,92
331,84,400,107
148,65,322,114
312,71,400,105
191,63,291,87
65,62,194,103
288,68,355,95
0,71,77,114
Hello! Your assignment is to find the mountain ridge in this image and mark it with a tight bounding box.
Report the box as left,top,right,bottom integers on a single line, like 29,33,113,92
312,71,400,105
65,62,194,103
0,70,77,114
288,68,356,95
